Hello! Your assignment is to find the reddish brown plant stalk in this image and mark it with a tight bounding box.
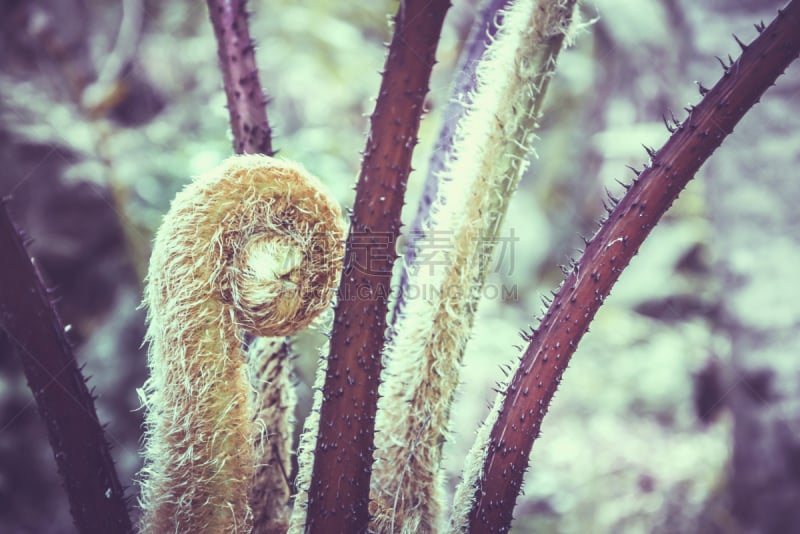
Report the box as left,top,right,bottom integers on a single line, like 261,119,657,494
463,2,800,531
304,1,451,532
0,202,132,534
207,0,274,155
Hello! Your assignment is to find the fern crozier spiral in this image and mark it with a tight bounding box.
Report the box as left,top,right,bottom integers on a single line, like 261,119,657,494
139,154,344,533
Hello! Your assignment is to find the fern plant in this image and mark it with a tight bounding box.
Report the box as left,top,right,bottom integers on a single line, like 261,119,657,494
1,0,798,533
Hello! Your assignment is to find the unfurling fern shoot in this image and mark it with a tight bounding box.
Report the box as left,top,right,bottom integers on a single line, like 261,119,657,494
138,155,345,533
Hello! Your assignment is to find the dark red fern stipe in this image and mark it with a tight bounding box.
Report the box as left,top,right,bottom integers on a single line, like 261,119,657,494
0,201,132,533
467,2,800,532
207,0,274,156
306,0,451,532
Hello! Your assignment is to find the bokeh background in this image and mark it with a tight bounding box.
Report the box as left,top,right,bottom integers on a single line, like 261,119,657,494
1,0,799,532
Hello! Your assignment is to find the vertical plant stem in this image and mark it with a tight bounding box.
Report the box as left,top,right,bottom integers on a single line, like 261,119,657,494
0,201,132,534
390,0,512,328
454,3,800,531
298,2,451,532
248,337,295,533
371,0,577,531
207,0,274,155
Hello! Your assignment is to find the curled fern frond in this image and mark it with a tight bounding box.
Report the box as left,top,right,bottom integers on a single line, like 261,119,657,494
138,155,344,533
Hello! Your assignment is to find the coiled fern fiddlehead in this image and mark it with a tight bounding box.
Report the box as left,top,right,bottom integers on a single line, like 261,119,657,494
138,154,344,533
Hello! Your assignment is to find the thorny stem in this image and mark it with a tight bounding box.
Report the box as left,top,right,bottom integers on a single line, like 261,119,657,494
373,0,578,530
207,0,274,156
0,202,132,534
305,1,451,532
463,2,800,531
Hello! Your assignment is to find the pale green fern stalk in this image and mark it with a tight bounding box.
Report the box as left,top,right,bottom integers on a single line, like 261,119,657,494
286,305,335,533
370,1,579,531
286,346,328,534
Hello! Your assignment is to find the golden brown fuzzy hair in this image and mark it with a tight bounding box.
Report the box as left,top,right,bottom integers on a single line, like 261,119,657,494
138,155,344,533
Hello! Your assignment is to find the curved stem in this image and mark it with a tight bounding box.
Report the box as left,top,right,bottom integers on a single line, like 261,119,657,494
139,155,344,533
454,2,800,531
